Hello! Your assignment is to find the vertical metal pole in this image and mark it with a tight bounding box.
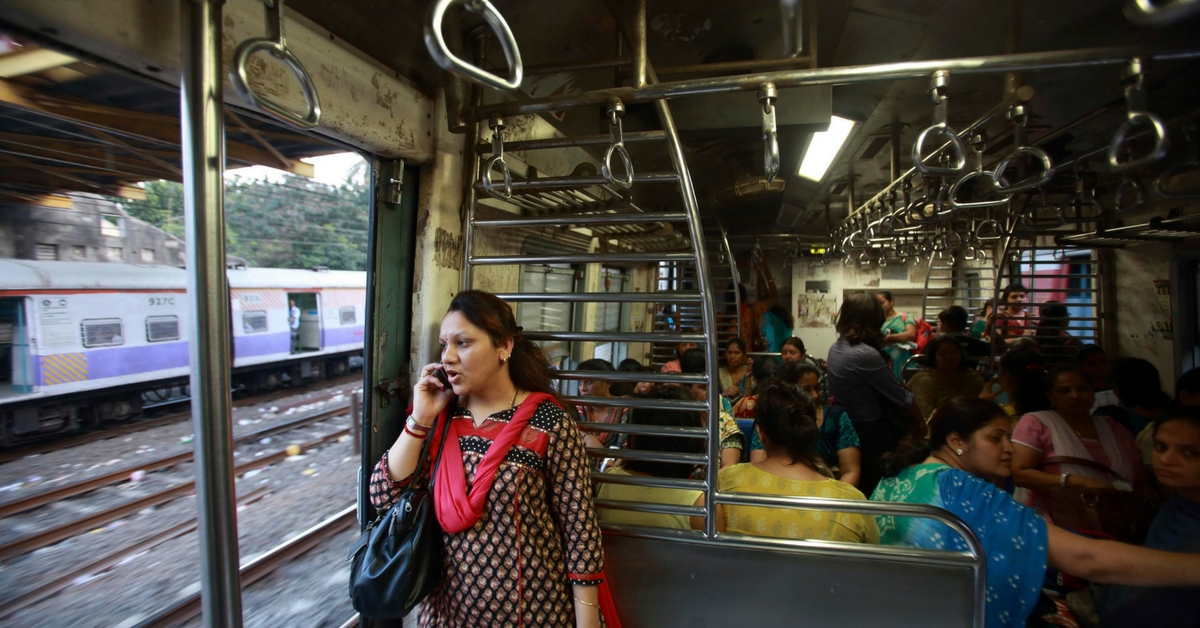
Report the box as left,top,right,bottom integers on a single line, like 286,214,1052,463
632,0,647,88
889,123,902,184
180,1,243,626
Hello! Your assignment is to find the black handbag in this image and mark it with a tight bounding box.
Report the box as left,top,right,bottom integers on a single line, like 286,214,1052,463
348,415,451,619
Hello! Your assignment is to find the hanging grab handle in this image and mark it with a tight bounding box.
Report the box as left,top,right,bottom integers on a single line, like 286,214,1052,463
230,0,322,130
1108,58,1170,172
950,134,1011,209
425,0,524,92
993,105,1056,193
481,115,513,200
1155,123,1200,199
912,71,967,177
759,83,781,183
603,98,635,189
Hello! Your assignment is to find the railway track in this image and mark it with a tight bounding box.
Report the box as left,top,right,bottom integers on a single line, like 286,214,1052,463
0,424,352,562
132,504,358,628
0,404,350,519
0,374,362,463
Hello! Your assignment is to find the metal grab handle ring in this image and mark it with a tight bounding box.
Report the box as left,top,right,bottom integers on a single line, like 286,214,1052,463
603,143,635,189
1116,177,1149,211
974,219,1004,242
944,230,964,249
760,83,781,183
845,230,870,251
949,170,1010,209
1108,111,1171,172
481,155,513,200
859,252,873,266
911,124,968,176
906,195,952,225
993,147,1056,193
425,0,524,92
230,0,322,130
1124,0,1200,26
843,255,856,267
1023,202,1066,229
1156,163,1200,199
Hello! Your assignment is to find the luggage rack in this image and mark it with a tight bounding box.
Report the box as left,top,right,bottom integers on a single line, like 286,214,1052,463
1054,211,1200,247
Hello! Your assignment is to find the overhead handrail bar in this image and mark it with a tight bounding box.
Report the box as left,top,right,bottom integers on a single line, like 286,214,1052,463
472,212,689,227
1124,0,1200,26
480,115,513,200
993,104,1056,193
553,369,706,385
230,0,321,130
603,98,635,188
471,172,679,192
466,44,1200,122
1156,122,1200,198
1108,58,1170,172
760,83,781,183
473,130,666,152
425,0,524,91
494,291,702,303
912,71,967,177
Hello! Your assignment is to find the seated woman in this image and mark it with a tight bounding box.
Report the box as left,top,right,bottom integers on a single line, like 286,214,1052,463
1097,407,1200,627
610,357,644,397
1095,357,1171,438
717,380,878,543
979,347,1049,419
780,336,807,364
873,397,1200,628
575,358,629,452
907,335,986,420
1034,301,1083,364
969,299,994,339
1011,366,1144,519
679,348,744,468
596,386,705,531
749,361,862,487
732,356,780,419
719,337,755,402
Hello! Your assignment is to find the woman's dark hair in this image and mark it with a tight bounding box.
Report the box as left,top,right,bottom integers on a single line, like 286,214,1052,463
1044,364,1090,394
1036,301,1070,335
1001,283,1028,302
1110,358,1171,409
876,290,894,305
725,337,748,353
754,381,830,475
836,291,885,346
623,386,706,479
1176,367,1200,398
1000,348,1050,413
578,358,615,372
923,334,966,370
1152,405,1200,438
938,305,969,333
883,397,1009,477
768,304,794,329
611,358,644,396
978,299,995,318
780,360,821,386
1075,344,1107,362
750,355,781,395
679,347,707,374
782,336,806,355
448,291,554,395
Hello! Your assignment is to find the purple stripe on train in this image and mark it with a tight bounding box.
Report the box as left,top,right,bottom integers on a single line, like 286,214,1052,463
323,325,365,347
87,342,191,379
235,331,291,358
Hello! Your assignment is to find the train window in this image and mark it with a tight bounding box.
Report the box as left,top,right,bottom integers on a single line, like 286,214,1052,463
145,315,180,342
242,311,268,334
35,243,58,261
81,318,124,348
339,306,356,325
518,264,577,369
594,267,630,363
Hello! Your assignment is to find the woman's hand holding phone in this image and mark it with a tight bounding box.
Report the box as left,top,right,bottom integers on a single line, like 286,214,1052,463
413,362,453,425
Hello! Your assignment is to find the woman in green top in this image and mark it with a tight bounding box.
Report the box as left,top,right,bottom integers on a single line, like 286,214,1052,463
877,291,917,378
969,299,995,339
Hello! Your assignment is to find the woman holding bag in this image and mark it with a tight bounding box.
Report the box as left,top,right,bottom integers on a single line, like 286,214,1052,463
369,291,609,627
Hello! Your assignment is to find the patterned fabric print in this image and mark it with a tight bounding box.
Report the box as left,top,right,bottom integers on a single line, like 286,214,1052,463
369,400,604,627
575,404,629,450
871,464,1048,628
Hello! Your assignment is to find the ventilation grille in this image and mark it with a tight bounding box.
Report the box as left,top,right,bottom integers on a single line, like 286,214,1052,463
82,319,124,348
339,306,356,325
146,315,181,342
242,311,268,333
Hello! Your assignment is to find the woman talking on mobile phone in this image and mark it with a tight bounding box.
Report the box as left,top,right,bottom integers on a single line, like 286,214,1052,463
368,291,610,627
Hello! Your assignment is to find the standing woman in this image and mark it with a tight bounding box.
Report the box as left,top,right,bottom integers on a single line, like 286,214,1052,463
719,338,755,401
576,358,629,451
969,299,995,340
369,291,607,627
827,291,925,495
876,291,918,378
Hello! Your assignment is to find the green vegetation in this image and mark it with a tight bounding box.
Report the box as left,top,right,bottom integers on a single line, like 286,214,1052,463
116,172,370,271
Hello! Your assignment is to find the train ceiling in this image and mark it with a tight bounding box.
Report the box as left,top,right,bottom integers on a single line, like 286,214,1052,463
0,37,340,207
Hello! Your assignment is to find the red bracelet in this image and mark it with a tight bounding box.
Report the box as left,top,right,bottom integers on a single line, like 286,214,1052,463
404,425,429,439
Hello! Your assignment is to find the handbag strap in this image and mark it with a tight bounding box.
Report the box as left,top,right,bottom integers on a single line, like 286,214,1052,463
1040,455,1122,479
409,401,455,490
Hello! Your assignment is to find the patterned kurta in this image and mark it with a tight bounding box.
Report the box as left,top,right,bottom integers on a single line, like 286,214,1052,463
370,399,605,627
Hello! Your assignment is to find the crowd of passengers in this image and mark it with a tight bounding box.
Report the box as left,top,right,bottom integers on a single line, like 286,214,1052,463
369,289,1199,628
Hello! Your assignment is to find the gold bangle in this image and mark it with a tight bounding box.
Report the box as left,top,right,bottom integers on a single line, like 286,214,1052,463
572,597,599,609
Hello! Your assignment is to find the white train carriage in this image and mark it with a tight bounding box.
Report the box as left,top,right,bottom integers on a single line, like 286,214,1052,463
0,260,365,442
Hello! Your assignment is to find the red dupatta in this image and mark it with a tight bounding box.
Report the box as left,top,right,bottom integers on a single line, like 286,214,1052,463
425,392,623,627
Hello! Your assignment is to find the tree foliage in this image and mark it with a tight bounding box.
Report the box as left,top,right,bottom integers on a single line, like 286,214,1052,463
117,171,370,270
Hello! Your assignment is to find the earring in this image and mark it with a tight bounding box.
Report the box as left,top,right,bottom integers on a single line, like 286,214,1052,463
955,448,963,456
502,354,509,363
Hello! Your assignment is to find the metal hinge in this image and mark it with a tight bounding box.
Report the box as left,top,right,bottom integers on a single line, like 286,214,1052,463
386,159,405,205
375,376,405,408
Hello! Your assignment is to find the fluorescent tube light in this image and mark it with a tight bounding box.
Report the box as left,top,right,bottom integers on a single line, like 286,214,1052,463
797,116,856,182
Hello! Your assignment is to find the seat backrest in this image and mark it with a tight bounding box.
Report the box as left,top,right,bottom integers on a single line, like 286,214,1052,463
603,532,975,627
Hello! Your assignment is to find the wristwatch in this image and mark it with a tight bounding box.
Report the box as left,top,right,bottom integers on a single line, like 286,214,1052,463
406,414,433,434
1059,473,1070,487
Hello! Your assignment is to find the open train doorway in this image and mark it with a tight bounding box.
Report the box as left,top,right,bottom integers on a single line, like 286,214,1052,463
287,292,321,354
0,297,33,397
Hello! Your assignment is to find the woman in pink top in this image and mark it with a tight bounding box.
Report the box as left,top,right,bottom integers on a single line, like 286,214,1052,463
1011,366,1143,519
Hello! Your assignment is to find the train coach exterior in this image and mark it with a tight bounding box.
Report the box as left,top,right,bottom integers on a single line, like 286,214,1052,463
0,260,365,442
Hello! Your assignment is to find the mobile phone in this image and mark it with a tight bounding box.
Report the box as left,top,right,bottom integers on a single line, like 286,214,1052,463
432,367,452,389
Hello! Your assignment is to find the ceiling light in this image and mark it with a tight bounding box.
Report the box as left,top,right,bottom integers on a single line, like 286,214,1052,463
797,116,856,182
